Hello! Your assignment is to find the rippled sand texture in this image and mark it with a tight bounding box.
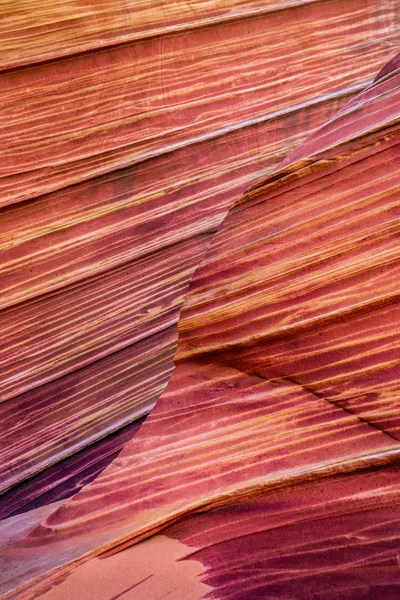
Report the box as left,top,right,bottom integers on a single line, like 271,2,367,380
1,50,400,600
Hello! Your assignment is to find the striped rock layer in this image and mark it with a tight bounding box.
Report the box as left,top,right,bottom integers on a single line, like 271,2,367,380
0,418,146,521
1,0,399,502
1,51,400,600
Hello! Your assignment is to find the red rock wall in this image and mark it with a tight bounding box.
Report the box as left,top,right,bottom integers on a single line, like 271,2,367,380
1,51,400,600
0,1,399,501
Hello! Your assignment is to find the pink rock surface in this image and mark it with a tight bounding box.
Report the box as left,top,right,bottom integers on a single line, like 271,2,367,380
2,0,398,498
1,51,400,600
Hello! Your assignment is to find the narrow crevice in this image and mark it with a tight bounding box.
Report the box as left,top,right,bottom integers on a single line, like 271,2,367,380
227,362,400,444
278,373,399,443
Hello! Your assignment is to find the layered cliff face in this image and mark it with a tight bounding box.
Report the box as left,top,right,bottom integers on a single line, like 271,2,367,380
1,51,400,600
1,1,399,518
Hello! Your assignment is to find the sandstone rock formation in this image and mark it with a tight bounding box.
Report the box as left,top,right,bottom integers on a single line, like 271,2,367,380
1,0,399,518
1,48,400,600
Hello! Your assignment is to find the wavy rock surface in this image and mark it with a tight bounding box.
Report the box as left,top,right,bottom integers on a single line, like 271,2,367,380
1,0,399,504
0,418,145,521
15,466,400,600
1,51,400,600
